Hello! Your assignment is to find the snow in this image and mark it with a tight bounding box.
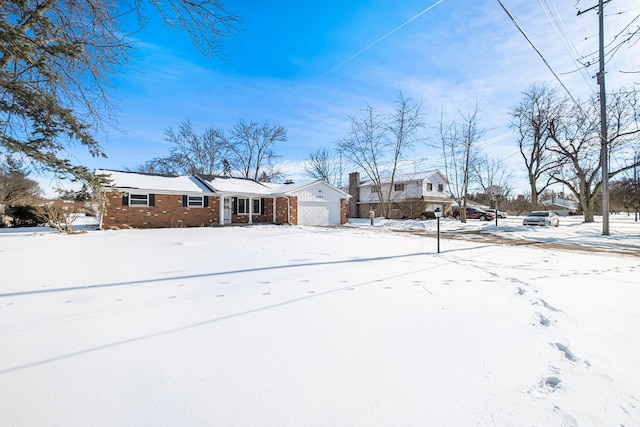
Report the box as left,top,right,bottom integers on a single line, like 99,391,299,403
1,215,639,426
96,169,211,194
198,175,275,195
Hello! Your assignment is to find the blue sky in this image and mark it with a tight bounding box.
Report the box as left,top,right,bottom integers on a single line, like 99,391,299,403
52,0,640,195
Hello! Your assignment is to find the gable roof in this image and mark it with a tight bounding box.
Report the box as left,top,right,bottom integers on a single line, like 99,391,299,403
265,180,352,198
96,169,211,194
197,174,274,196
97,169,350,199
542,198,579,209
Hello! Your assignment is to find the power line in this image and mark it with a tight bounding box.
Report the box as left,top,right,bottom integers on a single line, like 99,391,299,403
496,0,582,108
537,0,599,93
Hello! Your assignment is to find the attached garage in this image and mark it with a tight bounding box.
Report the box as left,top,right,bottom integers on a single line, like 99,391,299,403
279,180,350,226
298,201,338,226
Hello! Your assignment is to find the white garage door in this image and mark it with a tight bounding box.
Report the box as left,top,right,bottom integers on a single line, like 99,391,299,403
298,202,340,226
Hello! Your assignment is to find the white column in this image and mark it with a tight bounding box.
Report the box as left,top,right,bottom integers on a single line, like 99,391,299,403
219,196,224,225
248,197,253,225
272,197,277,223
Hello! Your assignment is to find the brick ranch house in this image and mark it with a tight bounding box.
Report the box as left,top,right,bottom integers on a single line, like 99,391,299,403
347,170,453,219
96,169,351,229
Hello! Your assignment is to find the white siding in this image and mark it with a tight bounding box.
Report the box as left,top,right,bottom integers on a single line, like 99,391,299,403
288,181,343,226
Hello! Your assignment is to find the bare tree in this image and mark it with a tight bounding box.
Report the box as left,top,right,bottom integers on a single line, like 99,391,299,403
610,176,640,214
0,156,41,225
383,93,424,215
134,121,227,175
547,88,640,222
337,92,423,218
437,103,484,222
0,1,238,187
337,104,387,214
225,120,287,181
472,155,513,208
304,147,342,186
511,83,565,211
0,156,41,206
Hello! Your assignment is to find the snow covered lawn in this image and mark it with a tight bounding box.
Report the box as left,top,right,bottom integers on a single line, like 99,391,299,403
1,217,639,426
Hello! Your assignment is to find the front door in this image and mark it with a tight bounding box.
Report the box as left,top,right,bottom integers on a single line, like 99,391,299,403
223,197,231,224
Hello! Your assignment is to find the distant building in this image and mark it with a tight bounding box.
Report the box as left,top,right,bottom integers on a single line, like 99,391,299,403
541,196,579,216
347,171,453,219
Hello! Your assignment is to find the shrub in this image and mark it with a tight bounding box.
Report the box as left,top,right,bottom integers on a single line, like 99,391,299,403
420,211,436,220
7,205,40,227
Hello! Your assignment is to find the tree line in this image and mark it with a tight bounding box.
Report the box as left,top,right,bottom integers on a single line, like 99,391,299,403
131,120,286,182
303,87,640,223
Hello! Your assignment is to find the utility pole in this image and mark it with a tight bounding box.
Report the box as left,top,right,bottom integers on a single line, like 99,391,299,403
598,0,610,235
635,153,639,222
578,0,610,235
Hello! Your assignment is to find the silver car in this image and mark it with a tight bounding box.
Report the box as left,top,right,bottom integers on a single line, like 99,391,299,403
486,209,507,218
523,211,560,227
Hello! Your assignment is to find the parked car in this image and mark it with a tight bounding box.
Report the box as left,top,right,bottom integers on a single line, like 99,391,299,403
452,207,494,221
486,208,507,218
522,211,560,227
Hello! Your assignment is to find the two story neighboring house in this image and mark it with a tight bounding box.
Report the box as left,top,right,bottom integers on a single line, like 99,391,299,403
347,171,453,219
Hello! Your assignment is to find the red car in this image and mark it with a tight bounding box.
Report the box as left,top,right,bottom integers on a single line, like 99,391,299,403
452,207,494,221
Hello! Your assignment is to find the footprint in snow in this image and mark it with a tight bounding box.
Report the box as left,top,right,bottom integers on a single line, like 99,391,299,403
534,312,551,327
532,298,560,312
542,376,562,390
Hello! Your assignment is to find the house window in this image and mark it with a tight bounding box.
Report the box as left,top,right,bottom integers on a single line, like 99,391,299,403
438,184,444,192
426,183,433,191
237,198,262,215
237,198,249,214
394,184,405,192
372,185,381,193
187,196,204,207
129,194,149,206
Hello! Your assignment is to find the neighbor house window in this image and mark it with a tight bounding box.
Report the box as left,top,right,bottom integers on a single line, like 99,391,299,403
394,184,405,192
438,184,444,192
129,194,149,206
426,183,433,191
